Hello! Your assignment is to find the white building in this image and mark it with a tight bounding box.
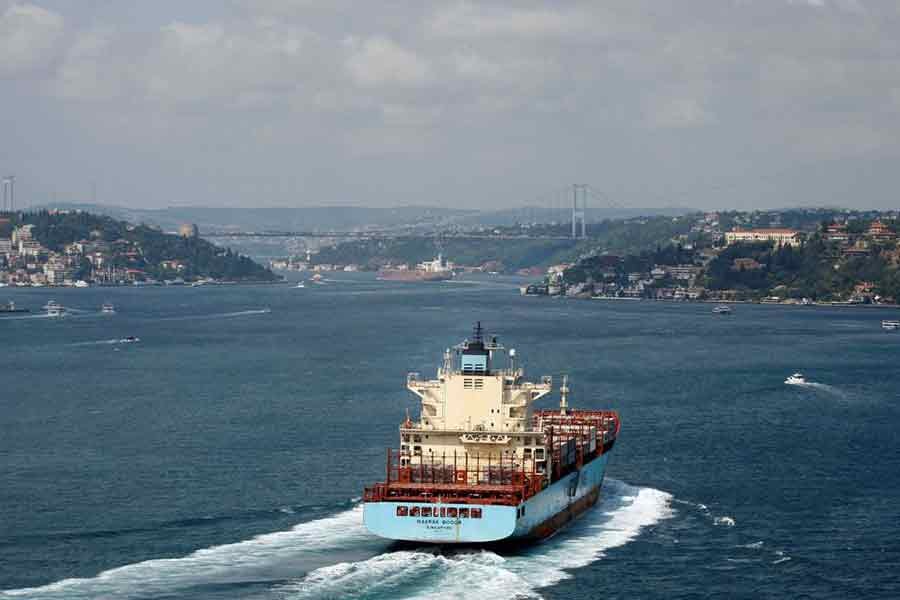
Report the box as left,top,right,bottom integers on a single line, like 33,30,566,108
724,228,801,247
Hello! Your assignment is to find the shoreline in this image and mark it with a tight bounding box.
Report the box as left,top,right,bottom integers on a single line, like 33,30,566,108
556,295,900,310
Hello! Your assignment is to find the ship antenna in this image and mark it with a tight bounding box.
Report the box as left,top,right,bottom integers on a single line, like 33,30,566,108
560,375,569,415
473,321,483,343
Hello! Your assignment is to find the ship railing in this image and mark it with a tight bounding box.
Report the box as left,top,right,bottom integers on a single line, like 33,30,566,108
365,449,546,506
533,410,620,484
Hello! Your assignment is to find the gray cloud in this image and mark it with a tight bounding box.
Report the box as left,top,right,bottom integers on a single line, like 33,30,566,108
1,0,900,210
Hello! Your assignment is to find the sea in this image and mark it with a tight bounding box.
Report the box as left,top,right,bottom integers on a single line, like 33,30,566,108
1,273,898,600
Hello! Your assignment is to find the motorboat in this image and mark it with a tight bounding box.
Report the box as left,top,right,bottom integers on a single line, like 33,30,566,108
785,373,806,385
45,300,66,317
296,281,306,288
101,302,116,314
882,320,899,331
712,305,732,314
119,336,140,344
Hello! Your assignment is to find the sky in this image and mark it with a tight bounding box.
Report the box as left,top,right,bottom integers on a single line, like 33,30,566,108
1,0,899,211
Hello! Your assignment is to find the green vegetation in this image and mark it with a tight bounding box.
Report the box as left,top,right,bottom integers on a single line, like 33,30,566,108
704,237,900,301
312,215,699,272
311,237,591,272
16,210,277,282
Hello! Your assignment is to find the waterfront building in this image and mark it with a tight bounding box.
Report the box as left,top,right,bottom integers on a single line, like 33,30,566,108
866,220,896,242
825,222,850,243
724,228,801,247
666,265,702,282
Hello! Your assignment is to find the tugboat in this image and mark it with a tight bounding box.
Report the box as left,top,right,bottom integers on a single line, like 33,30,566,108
363,323,620,543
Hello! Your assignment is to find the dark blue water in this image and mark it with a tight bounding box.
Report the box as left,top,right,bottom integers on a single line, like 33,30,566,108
1,275,898,599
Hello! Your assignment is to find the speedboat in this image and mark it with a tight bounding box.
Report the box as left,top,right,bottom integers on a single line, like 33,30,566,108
712,305,732,314
119,336,140,344
785,373,806,385
101,302,116,314
296,281,306,288
882,320,899,331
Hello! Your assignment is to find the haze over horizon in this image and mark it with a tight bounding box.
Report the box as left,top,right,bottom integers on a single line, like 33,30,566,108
2,1,900,211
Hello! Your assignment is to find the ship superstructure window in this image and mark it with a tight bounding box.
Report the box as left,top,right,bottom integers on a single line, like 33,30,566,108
395,506,484,519
464,378,473,389
474,379,484,390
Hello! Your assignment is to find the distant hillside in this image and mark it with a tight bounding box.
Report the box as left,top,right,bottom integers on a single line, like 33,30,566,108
36,203,693,233
14,210,277,283
34,204,478,233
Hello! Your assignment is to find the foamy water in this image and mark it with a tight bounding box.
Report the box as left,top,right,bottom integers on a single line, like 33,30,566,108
2,481,671,600
1,506,378,600
279,480,673,600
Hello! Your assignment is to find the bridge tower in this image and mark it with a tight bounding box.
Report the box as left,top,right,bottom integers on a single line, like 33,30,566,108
571,184,587,239
1,176,14,212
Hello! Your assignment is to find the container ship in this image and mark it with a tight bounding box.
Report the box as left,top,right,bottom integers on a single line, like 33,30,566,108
377,255,454,282
363,323,619,543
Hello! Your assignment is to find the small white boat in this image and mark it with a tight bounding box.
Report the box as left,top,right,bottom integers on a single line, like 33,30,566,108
45,300,66,317
119,336,140,344
712,305,732,314
311,273,324,285
296,281,306,288
882,320,899,331
785,373,806,385
101,303,116,314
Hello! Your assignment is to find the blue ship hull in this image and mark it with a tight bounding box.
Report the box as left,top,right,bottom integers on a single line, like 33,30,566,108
363,454,609,543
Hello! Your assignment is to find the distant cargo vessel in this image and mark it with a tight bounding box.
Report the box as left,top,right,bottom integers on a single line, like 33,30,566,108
363,323,619,543
377,255,454,282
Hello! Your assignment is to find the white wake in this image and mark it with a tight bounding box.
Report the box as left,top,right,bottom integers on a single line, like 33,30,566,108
279,479,673,600
1,505,378,600
3,480,672,600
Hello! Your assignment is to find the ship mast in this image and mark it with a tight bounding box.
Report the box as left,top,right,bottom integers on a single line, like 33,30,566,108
559,375,569,415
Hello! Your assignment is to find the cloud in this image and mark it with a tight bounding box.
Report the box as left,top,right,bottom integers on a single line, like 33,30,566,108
345,36,431,87
3,1,900,209
428,3,585,38
0,2,64,78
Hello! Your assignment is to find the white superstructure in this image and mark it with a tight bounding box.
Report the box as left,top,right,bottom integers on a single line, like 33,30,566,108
401,323,555,481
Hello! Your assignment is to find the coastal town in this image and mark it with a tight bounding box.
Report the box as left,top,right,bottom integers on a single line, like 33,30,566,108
529,211,900,305
0,211,275,287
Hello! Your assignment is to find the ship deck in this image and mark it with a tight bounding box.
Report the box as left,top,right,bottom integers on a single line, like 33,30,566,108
364,410,619,508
